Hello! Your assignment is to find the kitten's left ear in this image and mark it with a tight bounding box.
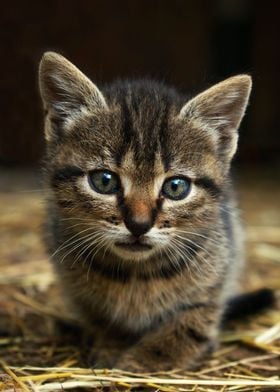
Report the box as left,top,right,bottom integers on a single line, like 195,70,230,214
39,52,107,141
179,75,252,161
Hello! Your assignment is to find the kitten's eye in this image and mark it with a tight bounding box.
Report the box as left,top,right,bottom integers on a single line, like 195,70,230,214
89,170,120,194
162,177,191,200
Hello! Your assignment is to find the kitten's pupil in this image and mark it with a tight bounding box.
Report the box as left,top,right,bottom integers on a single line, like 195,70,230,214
171,179,180,191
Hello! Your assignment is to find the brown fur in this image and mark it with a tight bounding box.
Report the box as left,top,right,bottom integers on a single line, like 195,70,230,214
39,52,251,371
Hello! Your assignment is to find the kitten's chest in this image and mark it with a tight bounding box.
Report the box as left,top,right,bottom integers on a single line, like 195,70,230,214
76,271,199,333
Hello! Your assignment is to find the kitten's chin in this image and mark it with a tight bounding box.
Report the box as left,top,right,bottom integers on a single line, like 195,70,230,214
111,243,155,261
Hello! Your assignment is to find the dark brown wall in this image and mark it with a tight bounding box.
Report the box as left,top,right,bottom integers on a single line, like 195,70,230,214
0,0,279,166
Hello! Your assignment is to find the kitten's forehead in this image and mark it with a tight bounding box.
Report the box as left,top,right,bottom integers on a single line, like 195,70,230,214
120,148,166,180
104,80,181,170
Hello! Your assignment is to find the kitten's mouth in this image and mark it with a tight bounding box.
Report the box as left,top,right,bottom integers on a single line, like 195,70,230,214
115,240,152,252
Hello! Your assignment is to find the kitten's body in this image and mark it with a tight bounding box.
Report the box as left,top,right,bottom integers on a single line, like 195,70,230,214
40,53,251,371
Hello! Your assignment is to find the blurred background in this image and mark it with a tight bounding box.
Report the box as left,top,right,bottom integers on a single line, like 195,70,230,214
0,0,279,168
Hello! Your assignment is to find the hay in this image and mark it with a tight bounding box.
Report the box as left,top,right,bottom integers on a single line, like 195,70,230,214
0,170,279,391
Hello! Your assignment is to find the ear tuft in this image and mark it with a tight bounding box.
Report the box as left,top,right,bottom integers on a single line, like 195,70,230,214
179,75,252,162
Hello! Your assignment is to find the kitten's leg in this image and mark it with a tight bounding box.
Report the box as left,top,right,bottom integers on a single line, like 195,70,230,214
88,328,134,368
115,305,221,372
89,341,125,368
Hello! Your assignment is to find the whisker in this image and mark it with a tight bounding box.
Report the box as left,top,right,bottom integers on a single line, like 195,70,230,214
175,229,221,246
58,232,100,265
171,237,216,277
164,242,186,275
58,230,106,265
51,226,95,258
86,236,110,280
71,232,107,268
174,235,212,257
81,233,108,267
219,205,239,218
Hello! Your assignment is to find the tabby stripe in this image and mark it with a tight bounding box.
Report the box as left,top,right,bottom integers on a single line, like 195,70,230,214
159,101,171,171
186,327,209,343
82,248,132,283
57,200,75,208
195,177,221,198
115,97,134,166
147,301,211,333
51,166,85,186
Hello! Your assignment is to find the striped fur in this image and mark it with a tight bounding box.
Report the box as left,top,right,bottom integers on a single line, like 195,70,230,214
39,52,251,371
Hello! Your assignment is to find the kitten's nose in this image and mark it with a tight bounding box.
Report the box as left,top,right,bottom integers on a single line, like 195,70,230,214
121,198,155,237
124,218,151,237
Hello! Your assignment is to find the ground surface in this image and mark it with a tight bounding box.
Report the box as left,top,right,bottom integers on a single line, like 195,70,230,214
0,167,279,391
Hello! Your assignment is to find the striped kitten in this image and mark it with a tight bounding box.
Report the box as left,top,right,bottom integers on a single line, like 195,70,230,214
39,52,251,371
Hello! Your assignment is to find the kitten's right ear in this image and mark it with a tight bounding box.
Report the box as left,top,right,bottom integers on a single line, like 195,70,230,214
178,75,252,164
39,52,107,141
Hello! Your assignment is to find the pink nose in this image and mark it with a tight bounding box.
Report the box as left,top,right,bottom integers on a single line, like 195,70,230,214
122,199,154,237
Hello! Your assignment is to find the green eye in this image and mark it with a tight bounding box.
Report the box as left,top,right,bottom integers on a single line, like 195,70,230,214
162,177,191,200
89,170,120,194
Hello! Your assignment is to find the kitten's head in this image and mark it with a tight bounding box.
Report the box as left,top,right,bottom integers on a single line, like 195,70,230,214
39,52,251,265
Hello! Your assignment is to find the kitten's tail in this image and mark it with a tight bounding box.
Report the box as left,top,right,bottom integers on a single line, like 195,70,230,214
222,288,276,324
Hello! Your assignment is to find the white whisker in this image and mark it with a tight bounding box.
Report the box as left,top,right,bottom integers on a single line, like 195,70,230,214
51,226,96,258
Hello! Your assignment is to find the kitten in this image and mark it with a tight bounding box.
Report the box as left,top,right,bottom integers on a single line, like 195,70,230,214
39,52,251,371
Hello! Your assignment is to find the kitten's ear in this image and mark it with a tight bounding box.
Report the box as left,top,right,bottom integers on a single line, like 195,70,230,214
179,75,252,161
39,52,107,141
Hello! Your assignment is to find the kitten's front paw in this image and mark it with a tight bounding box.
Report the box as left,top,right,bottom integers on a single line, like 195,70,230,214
115,353,151,373
88,347,120,369
115,339,216,372
115,348,172,373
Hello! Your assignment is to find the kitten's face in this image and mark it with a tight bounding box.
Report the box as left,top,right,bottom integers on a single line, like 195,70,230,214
40,52,251,264
50,118,217,262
